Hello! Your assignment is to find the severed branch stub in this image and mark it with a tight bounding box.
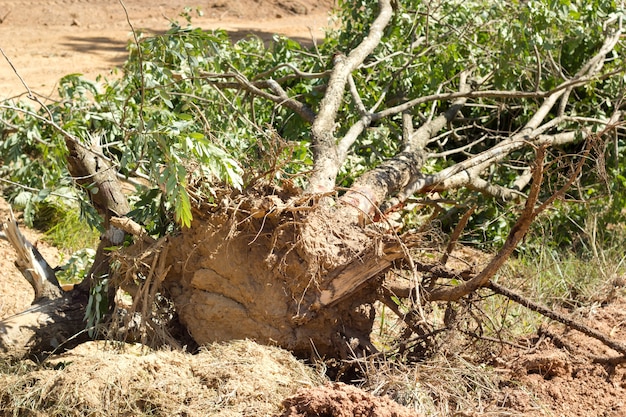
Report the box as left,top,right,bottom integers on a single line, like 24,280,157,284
0,209,62,301
110,216,155,245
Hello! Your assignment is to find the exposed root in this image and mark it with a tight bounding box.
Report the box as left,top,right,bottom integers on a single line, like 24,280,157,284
107,236,178,349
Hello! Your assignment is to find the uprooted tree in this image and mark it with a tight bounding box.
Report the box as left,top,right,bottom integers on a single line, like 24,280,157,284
1,0,625,361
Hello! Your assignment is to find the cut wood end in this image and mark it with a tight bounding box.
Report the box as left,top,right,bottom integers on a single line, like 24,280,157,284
318,290,333,306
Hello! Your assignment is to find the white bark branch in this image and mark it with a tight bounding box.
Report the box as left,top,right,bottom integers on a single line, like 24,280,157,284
402,131,578,197
468,177,527,202
340,72,471,220
392,26,622,203
307,0,394,193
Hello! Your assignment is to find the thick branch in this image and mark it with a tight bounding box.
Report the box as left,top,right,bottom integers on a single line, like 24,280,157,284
340,72,470,220
0,292,89,359
110,216,155,245
65,138,130,220
467,176,527,202
427,137,593,302
307,0,394,193
425,147,546,302
402,128,579,200
65,137,131,293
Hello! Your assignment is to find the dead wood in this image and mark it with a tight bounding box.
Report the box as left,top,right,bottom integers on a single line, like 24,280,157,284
0,208,87,358
313,240,406,309
0,133,133,359
538,327,626,367
1,209,62,300
0,291,89,359
440,205,476,266
424,147,546,302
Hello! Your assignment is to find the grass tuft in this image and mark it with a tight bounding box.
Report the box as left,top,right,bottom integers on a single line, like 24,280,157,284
34,201,100,254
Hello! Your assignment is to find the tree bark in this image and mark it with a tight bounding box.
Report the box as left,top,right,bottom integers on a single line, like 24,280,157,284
0,292,89,359
1,136,131,359
307,0,394,193
64,136,131,293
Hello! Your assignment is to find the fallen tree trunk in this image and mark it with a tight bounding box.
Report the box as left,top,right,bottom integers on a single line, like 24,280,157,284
0,293,89,360
0,135,130,359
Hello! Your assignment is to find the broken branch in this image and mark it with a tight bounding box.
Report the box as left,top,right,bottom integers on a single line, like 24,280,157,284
1,210,62,300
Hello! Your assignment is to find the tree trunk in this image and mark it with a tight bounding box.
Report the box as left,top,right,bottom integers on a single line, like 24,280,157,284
0,292,89,360
0,137,130,360
0,210,90,359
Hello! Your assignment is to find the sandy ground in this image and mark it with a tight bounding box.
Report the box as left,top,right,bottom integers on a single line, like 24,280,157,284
0,0,333,99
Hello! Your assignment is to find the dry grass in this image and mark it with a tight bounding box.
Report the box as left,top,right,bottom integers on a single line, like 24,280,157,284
0,340,325,417
359,335,508,416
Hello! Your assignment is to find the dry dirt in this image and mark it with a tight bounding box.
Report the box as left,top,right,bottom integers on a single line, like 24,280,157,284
0,0,333,99
278,382,418,417
162,194,382,360
2,1,626,416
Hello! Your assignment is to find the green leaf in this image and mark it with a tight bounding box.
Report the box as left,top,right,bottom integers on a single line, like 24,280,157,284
175,187,192,228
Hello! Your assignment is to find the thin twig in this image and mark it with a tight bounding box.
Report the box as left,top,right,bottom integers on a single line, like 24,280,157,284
490,281,626,356
441,205,476,265
0,46,35,98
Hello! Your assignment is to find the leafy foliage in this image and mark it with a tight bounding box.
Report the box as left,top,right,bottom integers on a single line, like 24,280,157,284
0,0,624,250
84,276,109,337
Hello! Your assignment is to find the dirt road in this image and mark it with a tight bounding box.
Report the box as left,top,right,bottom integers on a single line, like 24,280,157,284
0,0,332,99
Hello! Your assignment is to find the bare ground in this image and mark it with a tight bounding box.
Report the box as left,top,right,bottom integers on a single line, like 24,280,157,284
0,0,333,99
1,1,626,416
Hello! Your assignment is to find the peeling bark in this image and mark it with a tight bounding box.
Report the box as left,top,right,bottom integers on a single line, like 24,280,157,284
1,210,62,300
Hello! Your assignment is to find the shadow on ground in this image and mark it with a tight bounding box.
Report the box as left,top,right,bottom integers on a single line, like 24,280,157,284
60,27,321,71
